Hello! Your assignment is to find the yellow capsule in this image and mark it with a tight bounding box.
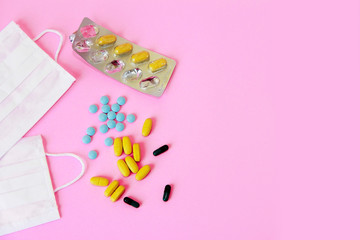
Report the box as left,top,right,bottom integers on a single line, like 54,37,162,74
114,137,123,156
131,51,150,64
135,165,151,181
90,176,109,186
125,156,139,173
149,58,167,72
122,136,132,155
133,143,141,162
114,43,133,55
110,185,125,202
96,34,117,46
104,180,119,197
142,118,152,137
117,159,130,177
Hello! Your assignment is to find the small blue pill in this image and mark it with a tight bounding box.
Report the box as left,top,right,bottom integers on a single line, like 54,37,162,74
101,104,111,113
89,104,98,113
86,127,96,136
117,97,126,105
116,122,125,132
111,103,120,113
88,150,98,159
82,135,91,144
116,113,125,122
107,111,116,120
107,119,116,129
126,114,136,123
100,96,109,105
99,124,109,133
104,137,114,146
98,113,108,122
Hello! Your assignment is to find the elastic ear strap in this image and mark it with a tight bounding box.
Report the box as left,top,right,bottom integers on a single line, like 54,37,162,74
33,29,64,62
46,152,86,193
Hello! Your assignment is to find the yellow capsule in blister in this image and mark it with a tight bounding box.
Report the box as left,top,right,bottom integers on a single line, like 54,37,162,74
114,43,133,55
125,156,139,173
114,137,123,156
149,58,167,72
122,136,132,155
110,185,125,202
104,180,119,197
135,165,151,181
142,118,152,137
131,51,150,64
96,34,117,46
90,177,109,186
133,143,141,162
117,159,130,177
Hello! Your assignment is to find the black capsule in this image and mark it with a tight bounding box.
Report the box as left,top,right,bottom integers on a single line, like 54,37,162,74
123,197,140,208
153,145,169,156
163,185,171,202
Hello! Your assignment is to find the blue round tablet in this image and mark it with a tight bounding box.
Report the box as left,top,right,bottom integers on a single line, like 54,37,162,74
99,124,109,133
104,137,114,146
88,150,98,159
111,103,120,113
116,122,125,132
107,119,116,129
101,104,111,113
89,104,98,113
126,114,136,123
98,113,108,122
100,96,109,104
116,113,125,122
117,96,126,105
82,135,91,144
107,111,116,120
86,127,96,136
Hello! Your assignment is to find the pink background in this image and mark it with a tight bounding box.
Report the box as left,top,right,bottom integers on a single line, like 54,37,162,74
1,0,360,239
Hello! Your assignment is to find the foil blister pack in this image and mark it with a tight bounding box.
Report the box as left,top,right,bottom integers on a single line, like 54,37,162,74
71,17,176,97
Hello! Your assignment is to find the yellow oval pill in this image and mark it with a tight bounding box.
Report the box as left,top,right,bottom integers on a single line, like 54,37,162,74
133,143,141,162
104,180,119,197
110,185,125,202
117,159,130,177
149,58,167,72
142,118,152,137
114,137,123,156
135,165,151,181
114,43,133,55
90,176,109,186
125,156,139,173
122,136,132,155
96,34,117,46
131,51,150,64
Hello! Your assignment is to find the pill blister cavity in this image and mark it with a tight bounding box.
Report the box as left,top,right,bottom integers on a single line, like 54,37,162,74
75,40,91,52
96,34,117,46
90,50,109,63
139,77,160,90
114,43,133,56
80,25,99,38
131,51,150,64
123,68,142,82
149,58,167,73
105,60,125,73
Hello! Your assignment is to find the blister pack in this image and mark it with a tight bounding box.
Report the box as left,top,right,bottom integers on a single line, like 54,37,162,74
71,17,176,97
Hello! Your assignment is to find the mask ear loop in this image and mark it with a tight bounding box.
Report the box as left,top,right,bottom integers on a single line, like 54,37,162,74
45,153,86,193
33,29,64,62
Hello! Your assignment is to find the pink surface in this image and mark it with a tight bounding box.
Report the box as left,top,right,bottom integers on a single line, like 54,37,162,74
1,0,360,239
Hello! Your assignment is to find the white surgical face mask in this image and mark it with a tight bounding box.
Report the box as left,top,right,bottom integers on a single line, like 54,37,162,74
0,21,76,158
0,135,85,236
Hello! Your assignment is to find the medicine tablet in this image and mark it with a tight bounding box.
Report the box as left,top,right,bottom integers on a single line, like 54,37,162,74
126,114,136,123
99,124,109,133
133,143,140,162
107,119,116,129
122,136,132,154
82,135,91,144
116,113,125,122
90,177,109,186
135,165,151,181
111,104,120,113
98,113,108,122
131,51,150,64
107,111,116,120
88,150,98,159
110,185,125,202
125,156,139,174
104,137,114,146
104,180,119,197
114,138,123,156
163,185,171,202
142,118,152,137
100,96,109,104
86,127,96,136
114,43,133,55
101,104,111,113
116,123,125,132
149,58,167,72
117,97,126,105
117,159,130,177
89,104,98,113
153,145,169,156
123,197,140,208
97,35,117,46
